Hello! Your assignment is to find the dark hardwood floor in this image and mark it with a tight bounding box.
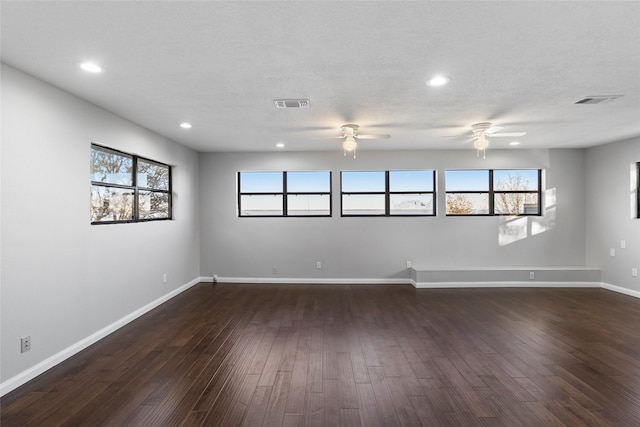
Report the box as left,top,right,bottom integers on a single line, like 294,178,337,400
3,283,640,426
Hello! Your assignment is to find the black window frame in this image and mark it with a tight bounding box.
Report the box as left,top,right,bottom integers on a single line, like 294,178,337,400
90,143,172,225
341,170,436,217
237,171,332,217
445,169,542,216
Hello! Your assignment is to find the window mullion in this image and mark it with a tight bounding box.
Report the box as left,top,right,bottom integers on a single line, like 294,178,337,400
283,171,288,216
132,156,139,221
488,170,495,215
385,171,390,215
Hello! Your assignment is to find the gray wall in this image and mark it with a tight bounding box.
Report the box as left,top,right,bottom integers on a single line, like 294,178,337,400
585,137,640,293
199,148,587,280
1,64,201,385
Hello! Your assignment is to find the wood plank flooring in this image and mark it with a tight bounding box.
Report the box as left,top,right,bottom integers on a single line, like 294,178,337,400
3,283,640,426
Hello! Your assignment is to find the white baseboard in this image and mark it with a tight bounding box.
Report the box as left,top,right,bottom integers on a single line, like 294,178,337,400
410,280,601,289
201,276,409,285
0,277,203,397
600,282,640,299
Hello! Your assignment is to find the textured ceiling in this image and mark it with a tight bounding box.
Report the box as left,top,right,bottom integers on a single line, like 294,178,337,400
2,1,639,153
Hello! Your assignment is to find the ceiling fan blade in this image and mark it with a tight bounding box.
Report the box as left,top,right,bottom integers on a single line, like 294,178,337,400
311,135,345,139
356,134,391,140
490,132,527,137
462,136,477,144
486,125,504,134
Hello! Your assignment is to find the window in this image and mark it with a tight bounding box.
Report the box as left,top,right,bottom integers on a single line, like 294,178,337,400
90,144,171,224
341,170,435,216
238,171,331,217
445,169,541,216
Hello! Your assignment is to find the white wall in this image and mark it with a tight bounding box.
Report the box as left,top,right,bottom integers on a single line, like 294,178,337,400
585,137,640,294
0,64,201,388
199,148,587,280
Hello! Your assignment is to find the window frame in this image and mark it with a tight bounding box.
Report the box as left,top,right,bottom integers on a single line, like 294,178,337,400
237,171,332,217
90,143,172,225
340,170,436,217
445,169,542,217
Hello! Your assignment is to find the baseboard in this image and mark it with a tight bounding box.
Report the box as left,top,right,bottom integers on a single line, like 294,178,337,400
600,282,640,299
410,280,601,289
200,276,410,285
0,276,204,397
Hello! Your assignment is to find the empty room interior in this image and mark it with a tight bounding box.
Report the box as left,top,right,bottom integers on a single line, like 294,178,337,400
2,1,640,426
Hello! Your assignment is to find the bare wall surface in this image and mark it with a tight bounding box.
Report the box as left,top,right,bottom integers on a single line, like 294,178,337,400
199,149,586,280
1,64,201,384
586,137,640,292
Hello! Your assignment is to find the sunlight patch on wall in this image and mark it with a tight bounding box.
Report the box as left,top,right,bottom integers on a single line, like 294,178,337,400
498,187,557,246
532,187,556,236
499,216,528,246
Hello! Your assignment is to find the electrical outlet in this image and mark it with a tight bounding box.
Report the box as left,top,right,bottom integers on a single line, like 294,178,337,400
272,266,278,274
633,268,638,278
529,272,535,280
316,262,322,269
21,336,31,353
610,248,616,257
163,274,167,284
406,261,412,269
621,240,627,249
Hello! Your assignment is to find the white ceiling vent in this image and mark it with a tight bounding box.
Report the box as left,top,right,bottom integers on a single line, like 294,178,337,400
575,95,623,105
274,99,310,109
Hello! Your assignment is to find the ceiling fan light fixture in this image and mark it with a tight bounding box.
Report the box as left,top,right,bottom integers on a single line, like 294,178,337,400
474,134,489,159
343,136,357,158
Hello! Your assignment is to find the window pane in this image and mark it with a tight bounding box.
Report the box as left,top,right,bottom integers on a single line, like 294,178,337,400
91,186,134,222
91,146,133,185
138,160,170,190
389,170,434,192
239,172,283,193
390,193,434,215
494,192,539,215
341,171,385,192
446,193,489,215
240,194,283,216
342,194,385,215
287,171,330,193
445,170,489,191
494,170,539,191
287,195,330,216
139,191,170,219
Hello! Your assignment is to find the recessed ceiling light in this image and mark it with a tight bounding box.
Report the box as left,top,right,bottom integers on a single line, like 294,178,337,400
509,141,521,146
426,75,450,87
180,122,192,129
276,143,285,148
79,62,103,73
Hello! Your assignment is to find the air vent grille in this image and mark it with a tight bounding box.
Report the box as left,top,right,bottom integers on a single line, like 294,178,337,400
274,99,310,109
575,95,623,105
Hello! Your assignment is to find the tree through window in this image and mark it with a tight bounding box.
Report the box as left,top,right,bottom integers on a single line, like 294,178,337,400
445,169,541,216
90,144,172,224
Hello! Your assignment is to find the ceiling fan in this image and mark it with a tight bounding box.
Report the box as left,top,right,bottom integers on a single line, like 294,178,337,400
330,124,391,158
464,122,527,158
